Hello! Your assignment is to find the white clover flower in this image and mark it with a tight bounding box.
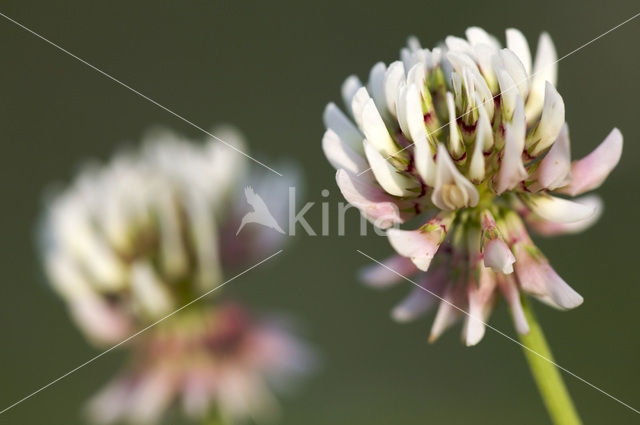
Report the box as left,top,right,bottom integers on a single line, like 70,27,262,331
323,27,623,345
40,127,291,345
87,304,315,425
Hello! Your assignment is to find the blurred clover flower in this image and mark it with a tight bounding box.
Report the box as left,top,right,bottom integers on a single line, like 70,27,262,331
322,27,622,345
88,303,314,425
40,127,310,424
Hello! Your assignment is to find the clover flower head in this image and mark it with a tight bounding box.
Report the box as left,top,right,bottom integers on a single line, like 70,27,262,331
87,304,315,425
323,27,623,345
40,127,290,345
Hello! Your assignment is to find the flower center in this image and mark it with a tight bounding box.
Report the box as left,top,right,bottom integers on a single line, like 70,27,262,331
441,183,468,210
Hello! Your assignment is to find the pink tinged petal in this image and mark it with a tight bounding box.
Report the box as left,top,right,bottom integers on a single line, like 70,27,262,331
558,128,623,196
526,82,565,156
532,124,571,191
335,169,408,229
359,255,418,289
429,283,466,343
361,99,400,157
384,61,406,116
127,371,177,424
387,214,453,271
322,129,367,174
465,267,498,346
87,376,134,424
526,32,558,123
368,62,389,119
506,28,532,76
495,96,527,194
432,145,479,210
514,244,583,309
497,274,530,334
524,193,596,223
363,140,419,197
322,103,363,153
484,239,515,274
392,268,447,322
341,75,363,115
525,195,603,236
405,84,436,185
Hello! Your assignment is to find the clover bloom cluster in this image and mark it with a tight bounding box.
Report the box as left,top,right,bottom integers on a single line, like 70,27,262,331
88,304,314,424
322,27,622,345
40,127,309,423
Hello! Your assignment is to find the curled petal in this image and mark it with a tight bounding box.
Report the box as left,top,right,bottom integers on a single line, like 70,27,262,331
526,82,565,156
497,48,529,99
336,169,408,229
387,214,453,271
514,244,583,310
322,103,363,153
526,32,558,123
524,194,596,223
429,282,466,343
558,128,623,196
497,274,529,334
322,129,367,174
432,145,479,210
531,124,571,191
359,255,418,289
363,140,420,197
525,195,603,236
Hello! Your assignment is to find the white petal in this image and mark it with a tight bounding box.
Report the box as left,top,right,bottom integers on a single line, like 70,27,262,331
445,92,463,158
559,128,623,196
429,284,465,343
406,62,426,98
526,32,558,122
506,28,532,76
368,62,389,117
533,124,571,190
525,195,603,236
495,95,527,194
351,86,371,129
432,145,479,210
341,75,362,114
364,140,419,197
322,103,363,153
387,220,449,271
405,84,435,185
361,98,399,157
384,61,406,116
524,194,596,223
527,82,565,156
322,129,367,174
130,261,173,318
445,36,473,54
465,268,497,346
498,49,529,99
474,44,499,92
466,26,501,50
496,69,518,120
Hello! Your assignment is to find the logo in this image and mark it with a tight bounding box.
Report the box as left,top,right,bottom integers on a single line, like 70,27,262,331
236,186,285,235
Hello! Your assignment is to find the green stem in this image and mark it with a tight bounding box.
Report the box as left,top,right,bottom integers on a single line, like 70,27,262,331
202,410,227,425
518,298,582,425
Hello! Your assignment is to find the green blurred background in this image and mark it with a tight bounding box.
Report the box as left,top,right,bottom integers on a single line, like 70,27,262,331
0,1,638,424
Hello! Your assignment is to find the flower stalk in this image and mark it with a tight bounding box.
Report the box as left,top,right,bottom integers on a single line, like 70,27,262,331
519,298,582,425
